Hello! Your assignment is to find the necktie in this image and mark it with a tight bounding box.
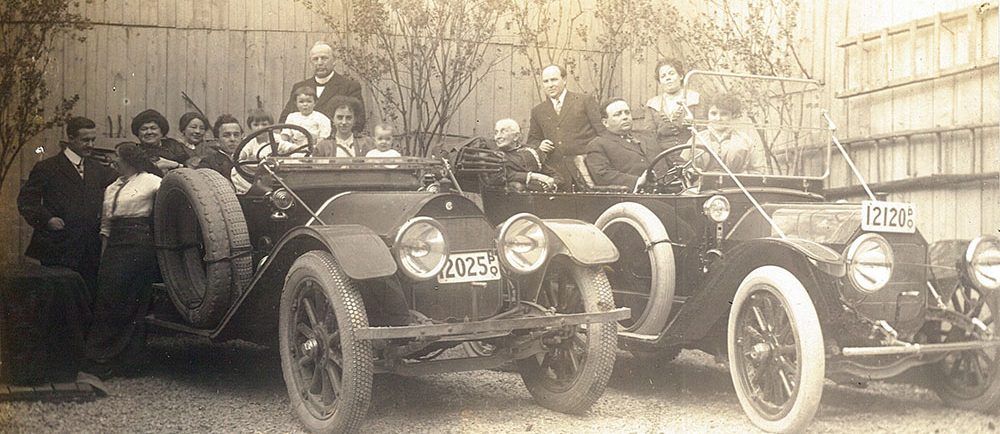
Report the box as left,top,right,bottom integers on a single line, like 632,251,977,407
75,160,84,178
552,98,562,115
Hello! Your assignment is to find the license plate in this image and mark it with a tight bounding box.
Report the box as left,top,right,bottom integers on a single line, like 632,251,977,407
437,251,502,284
861,200,916,234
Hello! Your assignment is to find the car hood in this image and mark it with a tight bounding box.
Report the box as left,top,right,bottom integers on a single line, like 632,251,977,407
727,203,863,245
308,191,486,238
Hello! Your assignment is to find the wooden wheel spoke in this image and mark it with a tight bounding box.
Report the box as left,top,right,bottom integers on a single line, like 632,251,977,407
777,367,794,398
325,364,343,395
567,347,580,373
298,353,314,369
296,323,315,340
751,305,770,334
327,330,341,348
302,297,319,327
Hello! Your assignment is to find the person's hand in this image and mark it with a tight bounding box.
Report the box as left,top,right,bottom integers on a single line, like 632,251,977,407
531,173,556,189
633,171,649,193
46,217,65,231
153,157,182,172
539,139,555,153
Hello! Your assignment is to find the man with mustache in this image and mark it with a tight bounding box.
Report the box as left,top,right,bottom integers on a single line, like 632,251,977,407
17,116,118,299
584,98,663,191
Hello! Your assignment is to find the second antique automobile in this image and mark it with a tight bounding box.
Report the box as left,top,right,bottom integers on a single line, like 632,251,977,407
456,72,1000,433
146,124,629,433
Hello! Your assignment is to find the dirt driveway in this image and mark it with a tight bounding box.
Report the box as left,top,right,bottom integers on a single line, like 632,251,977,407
1,336,997,433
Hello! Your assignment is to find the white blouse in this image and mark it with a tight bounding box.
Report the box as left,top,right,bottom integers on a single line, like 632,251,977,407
645,89,700,115
100,172,162,237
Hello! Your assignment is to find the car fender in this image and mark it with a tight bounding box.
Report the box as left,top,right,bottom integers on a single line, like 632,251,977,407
772,237,846,278
541,218,620,265
295,224,398,280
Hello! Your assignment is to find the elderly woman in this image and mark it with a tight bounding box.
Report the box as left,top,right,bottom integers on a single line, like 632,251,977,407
83,142,163,379
131,109,189,172
644,58,700,149
177,112,210,155
314,96,374,157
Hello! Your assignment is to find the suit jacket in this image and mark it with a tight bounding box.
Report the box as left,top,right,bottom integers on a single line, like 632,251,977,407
280,74,366,132
526,91,605,186
17,151,118,268
585,131,662,188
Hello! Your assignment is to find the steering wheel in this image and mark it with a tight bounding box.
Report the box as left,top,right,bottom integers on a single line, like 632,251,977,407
233,123,315,182
638,144,702,194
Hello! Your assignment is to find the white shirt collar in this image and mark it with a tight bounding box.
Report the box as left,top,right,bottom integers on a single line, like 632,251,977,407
64,148,83,166
315,71,335,85
550,89,567,106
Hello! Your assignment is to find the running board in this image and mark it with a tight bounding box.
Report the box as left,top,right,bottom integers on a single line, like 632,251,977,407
618,331,660,342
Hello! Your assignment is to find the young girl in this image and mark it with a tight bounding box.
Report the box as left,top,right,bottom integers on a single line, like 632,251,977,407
282,86,331,146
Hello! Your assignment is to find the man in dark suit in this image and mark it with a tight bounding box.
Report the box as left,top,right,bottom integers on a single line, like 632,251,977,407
526,64,605,189
585,98,664,190
279,41,366,133
17,116,118,299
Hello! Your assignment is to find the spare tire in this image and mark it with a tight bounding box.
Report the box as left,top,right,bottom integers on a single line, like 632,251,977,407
154,168,252,327
595,202,675,335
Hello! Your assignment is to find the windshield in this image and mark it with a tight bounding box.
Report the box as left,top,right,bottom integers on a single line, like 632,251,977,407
681,71,830,179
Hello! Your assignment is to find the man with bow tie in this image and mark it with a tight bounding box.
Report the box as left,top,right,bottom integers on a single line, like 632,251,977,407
279,41,366,133
526,65,605,189
585,98,665,191
18,116,118,299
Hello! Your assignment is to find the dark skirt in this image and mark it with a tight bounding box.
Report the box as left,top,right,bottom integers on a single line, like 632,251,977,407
85,217,159,371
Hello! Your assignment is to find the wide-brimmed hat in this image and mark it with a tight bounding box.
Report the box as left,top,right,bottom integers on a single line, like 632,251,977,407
131,109,170,137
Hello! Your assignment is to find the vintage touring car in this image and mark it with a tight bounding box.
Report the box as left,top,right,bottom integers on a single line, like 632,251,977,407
456,72,1000,433
145,124,629,433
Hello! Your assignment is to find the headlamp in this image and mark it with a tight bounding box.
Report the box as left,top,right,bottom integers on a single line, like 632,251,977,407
845,233,894,293
702,195,731,223
965,236,1000,291
497,213,549,274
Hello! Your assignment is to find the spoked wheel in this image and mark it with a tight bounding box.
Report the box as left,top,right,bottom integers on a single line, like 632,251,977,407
279,251,373,433
515,257,617,414
929,283,1000,412
728,266,825,433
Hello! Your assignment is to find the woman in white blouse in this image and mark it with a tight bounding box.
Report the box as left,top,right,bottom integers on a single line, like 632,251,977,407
644,58,700,149
84,142,163,379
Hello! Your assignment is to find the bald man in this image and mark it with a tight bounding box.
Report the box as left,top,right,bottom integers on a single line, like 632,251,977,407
280,41,366,132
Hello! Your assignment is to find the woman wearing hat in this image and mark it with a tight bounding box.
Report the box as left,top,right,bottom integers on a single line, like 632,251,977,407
131,109,189,172
83,142,163,378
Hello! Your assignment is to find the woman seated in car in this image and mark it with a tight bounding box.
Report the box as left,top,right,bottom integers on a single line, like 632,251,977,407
313,97,374,157
682,93,765,175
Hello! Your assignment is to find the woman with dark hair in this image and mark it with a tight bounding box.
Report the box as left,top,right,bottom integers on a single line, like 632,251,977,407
177,111,211,154
314,96,375,157
131,108,189,171
83,142,162,378
644,58,700,149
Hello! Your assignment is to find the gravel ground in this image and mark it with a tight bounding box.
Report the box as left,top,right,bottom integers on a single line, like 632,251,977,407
1,335,998,433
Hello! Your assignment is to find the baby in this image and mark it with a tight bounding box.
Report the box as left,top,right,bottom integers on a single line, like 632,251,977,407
365,123,402,158
282,86,331,146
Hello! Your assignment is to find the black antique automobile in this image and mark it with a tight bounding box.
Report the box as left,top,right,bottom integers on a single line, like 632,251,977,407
460,72,1000,432
145,124,629,433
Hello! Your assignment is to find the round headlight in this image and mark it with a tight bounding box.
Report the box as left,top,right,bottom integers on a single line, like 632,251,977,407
497,213,549,274
393,217,449,280
702,195,731,223
965,236,1000,291
270,188,294,210
845,233,894,293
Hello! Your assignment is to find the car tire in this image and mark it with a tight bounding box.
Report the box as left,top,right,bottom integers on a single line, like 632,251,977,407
154,168,250,327
595,202,675,335
929,283,1000,413
516,258,617,414
728,265,825,434
279,250,373,434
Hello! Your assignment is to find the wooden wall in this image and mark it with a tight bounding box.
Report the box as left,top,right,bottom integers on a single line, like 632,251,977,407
1,0,995,264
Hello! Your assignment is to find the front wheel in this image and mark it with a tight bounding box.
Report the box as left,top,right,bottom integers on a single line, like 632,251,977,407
728,265,825,433
929,283,1000,413
279,251,373,433
516,258,617,414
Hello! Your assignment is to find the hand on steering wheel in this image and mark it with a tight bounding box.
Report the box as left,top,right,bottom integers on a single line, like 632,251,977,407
636,144,699,194
232,123,315,182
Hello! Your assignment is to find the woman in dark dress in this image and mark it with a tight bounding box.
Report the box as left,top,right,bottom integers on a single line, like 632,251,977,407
132,109,190,172
84,142,163,378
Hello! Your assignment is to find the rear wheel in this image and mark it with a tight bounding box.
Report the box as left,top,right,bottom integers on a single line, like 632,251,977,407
929,283,1000,413
516,258,617,414
728,266,825,433
279,251,373,433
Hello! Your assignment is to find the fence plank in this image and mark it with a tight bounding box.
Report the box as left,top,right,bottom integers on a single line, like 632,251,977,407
227,31,248,122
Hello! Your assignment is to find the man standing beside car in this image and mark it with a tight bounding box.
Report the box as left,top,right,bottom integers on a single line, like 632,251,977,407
279,41,366,133
526,65,605,189
17,116,118,300
585,98,663,191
